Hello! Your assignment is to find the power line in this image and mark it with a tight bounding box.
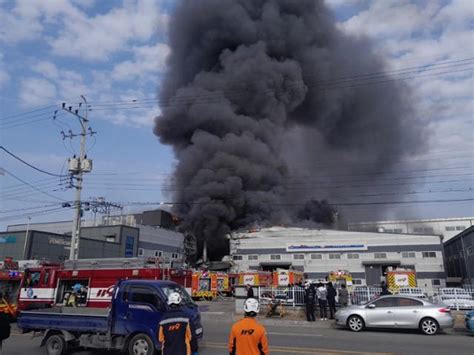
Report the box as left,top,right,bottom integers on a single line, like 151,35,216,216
1,168,66,202
0,146,68,177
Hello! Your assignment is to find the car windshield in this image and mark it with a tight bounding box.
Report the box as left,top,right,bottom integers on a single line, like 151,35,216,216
161,284,195,307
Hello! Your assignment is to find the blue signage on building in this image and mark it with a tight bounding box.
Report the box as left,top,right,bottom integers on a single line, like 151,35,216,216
0,236,16,244
125,236,134,257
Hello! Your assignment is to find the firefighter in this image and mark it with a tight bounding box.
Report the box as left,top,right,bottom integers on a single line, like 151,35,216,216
158,292,198,355
228,298,269,355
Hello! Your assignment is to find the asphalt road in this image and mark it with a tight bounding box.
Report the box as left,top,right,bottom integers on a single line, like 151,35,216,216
3,318,473,355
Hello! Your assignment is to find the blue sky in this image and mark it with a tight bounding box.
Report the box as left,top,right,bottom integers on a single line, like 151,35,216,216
0,0,473,229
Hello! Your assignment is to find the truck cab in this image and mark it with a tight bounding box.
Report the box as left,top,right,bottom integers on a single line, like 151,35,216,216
18,279,202,355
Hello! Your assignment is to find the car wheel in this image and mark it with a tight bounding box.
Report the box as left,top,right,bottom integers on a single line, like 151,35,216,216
128,333,155,355
347,315,364,332
419,317,439,335
45,334,67,355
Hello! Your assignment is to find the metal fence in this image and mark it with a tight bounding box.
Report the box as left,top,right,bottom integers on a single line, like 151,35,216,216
256,285,474,310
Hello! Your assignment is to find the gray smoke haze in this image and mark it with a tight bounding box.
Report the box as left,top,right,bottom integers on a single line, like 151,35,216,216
154,0,425,258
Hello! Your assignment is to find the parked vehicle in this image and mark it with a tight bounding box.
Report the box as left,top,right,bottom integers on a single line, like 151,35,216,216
436,288,474,310
465,310,474,333
335,295,454,335
18,258,192,313
17,279,203,355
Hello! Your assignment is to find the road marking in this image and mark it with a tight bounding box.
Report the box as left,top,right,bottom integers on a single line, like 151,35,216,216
200,311,225,315
267,331,323,337
202,341,394,354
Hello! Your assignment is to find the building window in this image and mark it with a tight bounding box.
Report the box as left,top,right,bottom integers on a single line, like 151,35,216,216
347,253,359,259
248,255,258,261
422,251,437,258
374,252,387,259
413,227,434,234
353,279,363,285
402,252,416,258
311,254,322,260
154,250,162,257
270,254,281,260
171,253,179,259
432,279,441,286
329,253,341,259
293,254,305,260
233,255,243,261
138,248,144,256
445,226,456,231
456,225,466,231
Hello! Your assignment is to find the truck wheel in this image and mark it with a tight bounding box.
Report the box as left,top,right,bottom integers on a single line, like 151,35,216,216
45,334,67,355
128,333,155,355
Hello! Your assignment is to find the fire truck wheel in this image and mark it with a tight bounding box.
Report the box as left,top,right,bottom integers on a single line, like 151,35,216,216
128,333,155,355
45,334,67,355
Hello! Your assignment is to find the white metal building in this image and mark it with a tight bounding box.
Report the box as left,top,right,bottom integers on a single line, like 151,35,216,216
347,217,474,242
229,227,446,290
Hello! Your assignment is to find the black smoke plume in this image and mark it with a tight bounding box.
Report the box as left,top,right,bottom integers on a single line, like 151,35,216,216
154,0,424,259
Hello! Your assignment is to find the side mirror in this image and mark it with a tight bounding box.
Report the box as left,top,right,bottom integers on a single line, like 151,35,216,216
367,304,376,309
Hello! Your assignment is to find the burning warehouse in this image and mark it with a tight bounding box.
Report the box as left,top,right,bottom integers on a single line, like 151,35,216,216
229,227,446,291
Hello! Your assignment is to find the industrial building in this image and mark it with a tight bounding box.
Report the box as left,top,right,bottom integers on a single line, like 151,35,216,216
348,217,474,242
4,209,196,263
0,225,139,261
229,227,446,290
444,226,473,285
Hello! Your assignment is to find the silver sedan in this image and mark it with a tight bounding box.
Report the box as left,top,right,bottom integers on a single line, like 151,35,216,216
335,295,454,335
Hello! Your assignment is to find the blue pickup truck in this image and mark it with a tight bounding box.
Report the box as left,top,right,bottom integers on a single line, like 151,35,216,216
17,279,203,355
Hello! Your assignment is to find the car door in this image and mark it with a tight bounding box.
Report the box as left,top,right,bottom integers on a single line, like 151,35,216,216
125,285,164,333
365,297,397,327
391,297,424,328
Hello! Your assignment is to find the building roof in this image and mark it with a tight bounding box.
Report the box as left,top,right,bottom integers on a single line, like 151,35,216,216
443,226,474,246
348,217,474,226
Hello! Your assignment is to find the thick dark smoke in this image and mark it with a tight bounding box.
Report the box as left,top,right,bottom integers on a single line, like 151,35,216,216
154,0,424,259
297,199,336,226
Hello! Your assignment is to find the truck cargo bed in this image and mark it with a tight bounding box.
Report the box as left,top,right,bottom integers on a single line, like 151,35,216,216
17,307,110,333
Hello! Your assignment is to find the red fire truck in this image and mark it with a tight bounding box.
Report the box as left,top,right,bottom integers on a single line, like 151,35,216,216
17,258,192,312
0,258,23,317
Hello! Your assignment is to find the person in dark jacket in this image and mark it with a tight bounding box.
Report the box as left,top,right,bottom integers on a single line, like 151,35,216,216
158,292,198,355
246,284,254,299
326,282,337,319
304,282,317,322
380,281,392,296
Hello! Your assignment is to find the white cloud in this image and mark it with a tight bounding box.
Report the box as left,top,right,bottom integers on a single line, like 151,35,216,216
49,1,168,61
111,43,170,82
19,78,57,107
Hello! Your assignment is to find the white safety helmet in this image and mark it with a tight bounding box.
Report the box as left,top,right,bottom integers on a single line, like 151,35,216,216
167,292,182,306
244,298,260,313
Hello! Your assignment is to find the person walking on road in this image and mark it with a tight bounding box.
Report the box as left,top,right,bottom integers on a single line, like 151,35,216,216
338,284,349,307
317,283,328,320
327,282,337,320
304,282,317,322
228,298,269,355
158,292,199,355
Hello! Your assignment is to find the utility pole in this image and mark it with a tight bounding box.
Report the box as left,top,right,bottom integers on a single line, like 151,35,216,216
59,96,95,260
